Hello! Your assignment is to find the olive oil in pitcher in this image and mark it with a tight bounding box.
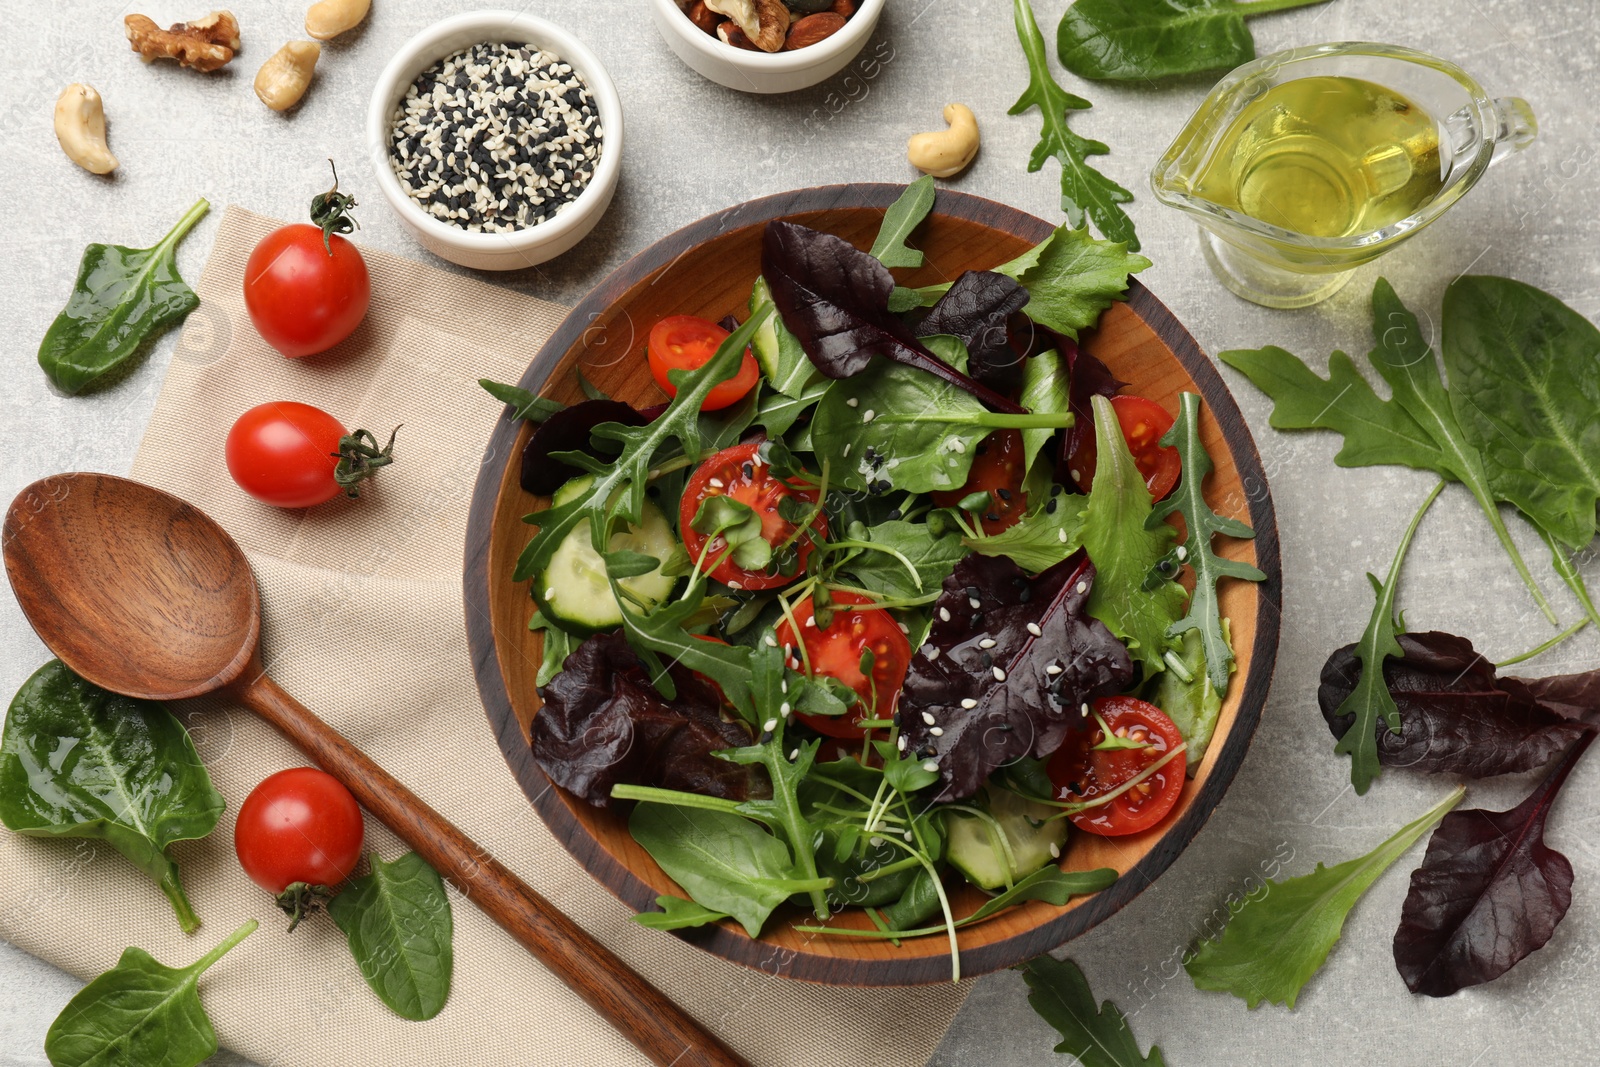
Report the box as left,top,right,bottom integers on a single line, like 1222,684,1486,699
1187,76,1446,238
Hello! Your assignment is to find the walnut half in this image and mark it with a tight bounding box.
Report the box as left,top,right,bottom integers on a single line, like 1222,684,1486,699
125,10,241,72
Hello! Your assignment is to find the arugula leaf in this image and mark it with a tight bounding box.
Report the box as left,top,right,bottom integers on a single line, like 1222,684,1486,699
869,175,936,268
1011,0,1139,249
757,377,828,436
1394,734,1592,997
1220,278,1556,622
328,851,454,1021
39,198,209,394
1057,0,1331,83
1329,481,1443,795
44,919,256,1067
1081,395,1187,676
1020,955,1166,1067
628,803,827,938
633,894,730,931
799,867,1116,939
479,378,564,423
1151,628,1224,769
1149,392,1265,689
0,660,224,933
528,609,574,687
1185,786,1464,1008
514,311,768,584
1442,275,1600,550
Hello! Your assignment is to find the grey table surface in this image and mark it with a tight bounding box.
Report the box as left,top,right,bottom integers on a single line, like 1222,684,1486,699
3,1,1598,1064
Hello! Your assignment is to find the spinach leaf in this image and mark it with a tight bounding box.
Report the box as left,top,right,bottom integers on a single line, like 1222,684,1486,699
1080,396,1187,676
530,632,762,807
632,894,730,931
891,225,1149,338
1150,629,1224,770
39,198,210,394
0,660,224,933
1020,955,1166,1067
1442,275,1600,550
1321,630,1590,779
628,804,828,938
1011,0,1139,249
1185,786,1464,1008
478,379,564,423
1394,733,1593,997
328,851,455,1021
963,490,1087,573
761,220,1025,413
757,378,827,436
1327,482,1442,794
868,175,936,269
44,919,256,1067
1149,392,1265,689
1220,278,1556,622
1057,0,1330,83
841,518,967,600
899,553,1134,801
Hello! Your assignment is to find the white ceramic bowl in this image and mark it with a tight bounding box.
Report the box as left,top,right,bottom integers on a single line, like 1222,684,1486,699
648,0,886,94
366,11,623,271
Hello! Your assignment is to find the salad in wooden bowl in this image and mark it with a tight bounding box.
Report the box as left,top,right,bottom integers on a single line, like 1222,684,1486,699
464,183,1280,985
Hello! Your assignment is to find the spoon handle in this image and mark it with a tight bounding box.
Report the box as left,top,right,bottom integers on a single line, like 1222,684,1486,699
236,668,748,1067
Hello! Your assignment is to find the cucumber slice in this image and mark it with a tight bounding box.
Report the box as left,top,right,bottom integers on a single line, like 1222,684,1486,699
749,275,819,399
945,788,1068,891
534,476,679,634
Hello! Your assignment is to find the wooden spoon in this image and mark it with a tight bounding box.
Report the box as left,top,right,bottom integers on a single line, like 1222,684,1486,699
2,473,747,1067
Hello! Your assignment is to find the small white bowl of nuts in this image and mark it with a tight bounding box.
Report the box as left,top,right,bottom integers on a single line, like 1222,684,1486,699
366,11,623,271
649,0,886,94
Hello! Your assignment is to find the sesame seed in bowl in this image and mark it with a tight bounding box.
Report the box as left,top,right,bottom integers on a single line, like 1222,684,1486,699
367,12,623,271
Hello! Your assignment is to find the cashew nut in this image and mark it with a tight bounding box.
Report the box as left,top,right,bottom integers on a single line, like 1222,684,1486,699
908,104,980,179
305,0,370,41
54,84,119,175
255,40,320,112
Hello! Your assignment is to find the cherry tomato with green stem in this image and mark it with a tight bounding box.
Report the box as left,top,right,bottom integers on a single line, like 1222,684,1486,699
235,767,365,929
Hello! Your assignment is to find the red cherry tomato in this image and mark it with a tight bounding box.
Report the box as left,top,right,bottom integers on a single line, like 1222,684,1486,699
243,223,371,358
1066,395,1180,499
776,592,912,739
931,429,1029,534
647,315,760,411
679,441,827,591
1047,696,1185,836
226,401,346,508
235,768,364,927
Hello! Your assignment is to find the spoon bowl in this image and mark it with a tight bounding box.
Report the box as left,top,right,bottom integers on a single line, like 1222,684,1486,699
3,472,744,1067
3,473,259,700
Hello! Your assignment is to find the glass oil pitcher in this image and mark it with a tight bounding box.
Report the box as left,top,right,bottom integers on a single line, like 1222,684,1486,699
1151,42,1536,308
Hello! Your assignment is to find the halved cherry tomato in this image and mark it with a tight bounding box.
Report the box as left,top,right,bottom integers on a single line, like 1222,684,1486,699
679,441,827,591
777,592,911,739
1065,395,1180,499
647,315,759,411
931,429,1029,535
1047,696,1185,836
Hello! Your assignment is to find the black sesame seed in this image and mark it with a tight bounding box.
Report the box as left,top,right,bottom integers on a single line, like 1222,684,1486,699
759,730,774,745
964,586,980,600
1019,587,1032,603
742,462,754,479
984,513,1000,523
886,509,903,521
1046,498,1058,514
971,614,985,630
997,488,1012,501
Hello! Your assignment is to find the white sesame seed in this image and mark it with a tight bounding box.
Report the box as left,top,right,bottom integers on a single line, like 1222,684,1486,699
897,735,908,751
968,597,982,610
1027,623,1043,637
993,666,1007,681
1176,545,1189,561
842,443,852,458
978,638,997,650
763,718,778,732
544,587,556,600
1058,529,1069,543
922,712,936,725
921,759,939,773
764,633,778,646
805,617,816,628
938,607,951,622
846,397,860,408
789,748,800,760
780,702,791,715
1049,842,1061,859
862,409,876,423
1046,664,1063,676
1080,702,1090,717
708,477,725,489
904,829,915,841
898,622,909,634
961,698,978,709
930,726,945,737
927,646,940,660
1076,581,1087,594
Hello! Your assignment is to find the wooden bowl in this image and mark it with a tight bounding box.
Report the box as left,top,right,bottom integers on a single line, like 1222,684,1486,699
464,185,1281,985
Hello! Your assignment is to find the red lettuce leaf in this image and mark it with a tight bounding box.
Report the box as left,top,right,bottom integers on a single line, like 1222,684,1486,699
1393,730,1595,996
1319,631,1589,778
898,553,1134,801
530,632,766,808
1516,669,1600,723
915,270,1031,391
521,399,645,495
760,221,1025,414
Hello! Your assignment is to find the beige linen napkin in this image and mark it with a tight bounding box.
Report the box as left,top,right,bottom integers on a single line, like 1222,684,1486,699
0,206,967,1065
